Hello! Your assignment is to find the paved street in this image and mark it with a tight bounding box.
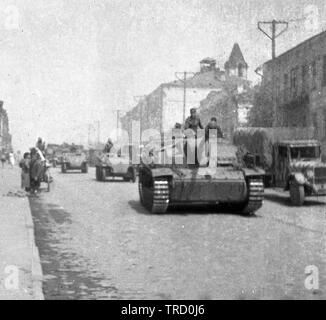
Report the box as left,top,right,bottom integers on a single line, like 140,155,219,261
29,167,326,300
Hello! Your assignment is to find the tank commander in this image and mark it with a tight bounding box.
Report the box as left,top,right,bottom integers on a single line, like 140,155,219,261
205,117,223,142
104,138,114,154
184,108,203,134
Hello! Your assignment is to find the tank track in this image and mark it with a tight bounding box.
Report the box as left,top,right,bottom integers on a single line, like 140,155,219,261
152,179,170,213
241,178,264,215
139,177,170,213
138,179,144,205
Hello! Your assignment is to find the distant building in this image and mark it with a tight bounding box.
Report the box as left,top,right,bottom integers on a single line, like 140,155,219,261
0,101,12,153
121,43,253,139
261,30,326,145
224,43,248,79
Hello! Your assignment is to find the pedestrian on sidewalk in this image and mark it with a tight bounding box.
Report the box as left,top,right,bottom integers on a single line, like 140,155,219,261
9,152,15,168
1,153,6,168
19,152,31,192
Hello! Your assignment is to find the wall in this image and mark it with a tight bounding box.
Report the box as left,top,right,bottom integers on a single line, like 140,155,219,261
162,86,221,131
263,31,326,144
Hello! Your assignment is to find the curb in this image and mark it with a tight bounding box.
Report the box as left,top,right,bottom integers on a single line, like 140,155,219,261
24,197,44,300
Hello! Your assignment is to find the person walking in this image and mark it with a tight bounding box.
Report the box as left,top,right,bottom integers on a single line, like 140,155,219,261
19,152,31,192
9,152,15,168
1,153,6,168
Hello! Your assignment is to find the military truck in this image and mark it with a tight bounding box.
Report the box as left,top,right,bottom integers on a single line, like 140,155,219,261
138,138,265,215
61,151,88,173
233,127,326,206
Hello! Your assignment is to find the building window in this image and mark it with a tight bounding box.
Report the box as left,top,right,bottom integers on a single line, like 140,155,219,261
290,67,298,96
302,64,309,93
323,55,326,87
310,61,317,90
238,63,244,77
283,73,289,101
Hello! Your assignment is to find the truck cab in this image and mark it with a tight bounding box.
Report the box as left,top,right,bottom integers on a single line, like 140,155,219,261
274,140,326,205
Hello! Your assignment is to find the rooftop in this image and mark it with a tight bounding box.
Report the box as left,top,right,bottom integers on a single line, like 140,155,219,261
225,43,248,69
264,29,326,66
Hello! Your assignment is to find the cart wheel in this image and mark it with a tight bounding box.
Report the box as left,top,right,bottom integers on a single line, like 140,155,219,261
46,173,51,192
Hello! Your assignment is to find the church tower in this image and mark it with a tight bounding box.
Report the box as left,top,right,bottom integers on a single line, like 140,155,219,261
224,43,248,79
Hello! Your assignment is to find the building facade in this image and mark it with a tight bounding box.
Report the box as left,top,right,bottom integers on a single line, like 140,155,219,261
121,43,252,139
0,101,12,153
262,30,326,147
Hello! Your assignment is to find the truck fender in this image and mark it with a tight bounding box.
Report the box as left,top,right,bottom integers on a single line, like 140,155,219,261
150,167,174,179
288,173,306,186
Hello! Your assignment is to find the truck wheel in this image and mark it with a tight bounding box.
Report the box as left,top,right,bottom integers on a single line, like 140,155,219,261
289,182,305,206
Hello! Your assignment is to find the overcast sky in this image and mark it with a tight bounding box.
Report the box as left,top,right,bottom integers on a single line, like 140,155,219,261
1,0,325,151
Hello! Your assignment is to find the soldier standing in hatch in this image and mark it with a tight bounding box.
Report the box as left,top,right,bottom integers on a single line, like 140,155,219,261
204,117,223,165
184,108,203,134
184,108,203,166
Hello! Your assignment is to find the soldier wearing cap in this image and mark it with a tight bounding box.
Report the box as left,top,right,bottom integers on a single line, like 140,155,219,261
205,117,223,142
184,108,203,134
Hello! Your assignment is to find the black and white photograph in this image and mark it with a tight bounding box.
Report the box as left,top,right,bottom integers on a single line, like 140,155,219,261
0,0,326,303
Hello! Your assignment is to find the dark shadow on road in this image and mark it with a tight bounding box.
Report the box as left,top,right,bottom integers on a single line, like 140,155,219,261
92,179,135,183
60,172,86,175
28,196,121,300
128,200,261,218
264,193,326,207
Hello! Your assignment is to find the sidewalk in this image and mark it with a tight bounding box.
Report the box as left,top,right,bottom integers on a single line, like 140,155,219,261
0,167,44,300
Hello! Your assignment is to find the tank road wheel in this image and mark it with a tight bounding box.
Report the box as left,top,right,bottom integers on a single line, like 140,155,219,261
95,166,100,181
289,182,305,206
82,163,88,173
241,178,264,216
101,168,106,181
139,176,170,213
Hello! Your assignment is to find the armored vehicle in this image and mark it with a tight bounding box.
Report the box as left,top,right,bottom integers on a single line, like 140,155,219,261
138,139,265,215
61,152,88,173
233,128,326,205
95,144,137,182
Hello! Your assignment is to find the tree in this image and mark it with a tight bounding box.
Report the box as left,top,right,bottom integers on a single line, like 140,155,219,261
248,85,274,127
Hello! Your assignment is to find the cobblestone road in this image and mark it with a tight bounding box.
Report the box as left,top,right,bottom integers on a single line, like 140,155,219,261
29,167,326,299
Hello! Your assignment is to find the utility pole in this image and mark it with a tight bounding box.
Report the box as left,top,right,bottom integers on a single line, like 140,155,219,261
258,20,288,59
115,109,122,141
134,95,147,137
258,20,288,127
96,121,100,145
88,124,92,147
175,71,195,124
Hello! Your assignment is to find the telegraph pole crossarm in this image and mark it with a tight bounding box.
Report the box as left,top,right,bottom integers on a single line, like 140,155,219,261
175,71,195,124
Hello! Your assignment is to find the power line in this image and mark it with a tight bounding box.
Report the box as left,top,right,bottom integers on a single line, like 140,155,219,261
134,95,147,135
